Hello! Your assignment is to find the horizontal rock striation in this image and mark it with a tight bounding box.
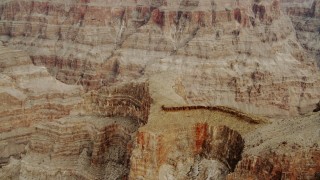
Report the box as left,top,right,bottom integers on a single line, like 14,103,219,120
0,45,83,166
130,123,244,179
144,0,320,116
21,116,139,179
0,1,320,179
82,81,151,125
0,0,158,90
0,45,152,178
0,0,319,116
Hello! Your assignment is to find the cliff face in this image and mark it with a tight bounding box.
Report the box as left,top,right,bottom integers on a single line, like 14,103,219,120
82,82,151,125
20,116,139,179
282,0,320,68
228,149,320,180
0,44,152,179
0,0,320,180
130,124,244,180
228,112,320,179
0,0,319,117
0,45,83,166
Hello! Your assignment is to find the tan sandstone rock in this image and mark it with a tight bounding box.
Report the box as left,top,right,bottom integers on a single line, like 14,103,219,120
0,45,83,166
0,0,320,179
0,0,319,117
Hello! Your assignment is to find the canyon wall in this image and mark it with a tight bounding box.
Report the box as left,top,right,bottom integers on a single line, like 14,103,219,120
282,0,320,68
20,116,139,179
0,45,152,178
228,112,320,179
0,0,319,117
0,45,83,166
228,149,320,179
82,81,151,125
130,124,244,179
0,0,320,179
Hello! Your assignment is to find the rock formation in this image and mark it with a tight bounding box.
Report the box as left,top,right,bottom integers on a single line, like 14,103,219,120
0,0,319,116
282,0,320,68
82,82,151,125
228,112,320,179
130,124,244,179
21,116,139,179
0,45,82,166
228,149,320,179
0,0,320,179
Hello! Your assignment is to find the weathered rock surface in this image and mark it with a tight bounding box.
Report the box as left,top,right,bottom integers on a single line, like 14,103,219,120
0,0,319,116
130,124,244,180
0,0,320,179
228,149,320,180
282,0,320,68
0,45,83,166
228,112,320,179
20,115,139,179
81,81,151,125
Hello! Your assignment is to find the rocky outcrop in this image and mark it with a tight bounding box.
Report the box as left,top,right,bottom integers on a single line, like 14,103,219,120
228,149,320,180
228,112,320,179
130,124,244,179
0,0,320,179
0,0,319,116
82,81,151,125
0,0,157,90
0,45,83,166
20,115,139,179
282,0,320,68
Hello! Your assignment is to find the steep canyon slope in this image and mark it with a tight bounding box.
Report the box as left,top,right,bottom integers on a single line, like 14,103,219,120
0,0,320,179
0,45,83,167
0,0,319,116
282,0,320,68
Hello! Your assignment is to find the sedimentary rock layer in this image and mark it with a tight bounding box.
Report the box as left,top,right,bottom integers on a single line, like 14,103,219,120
0,45,83,166
130,124,244,179
20,116,139,179
0,1,319,179
228,112,320,179
0,0,319,116
82,81,151,125
282,0,320,68
228,149,320,180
